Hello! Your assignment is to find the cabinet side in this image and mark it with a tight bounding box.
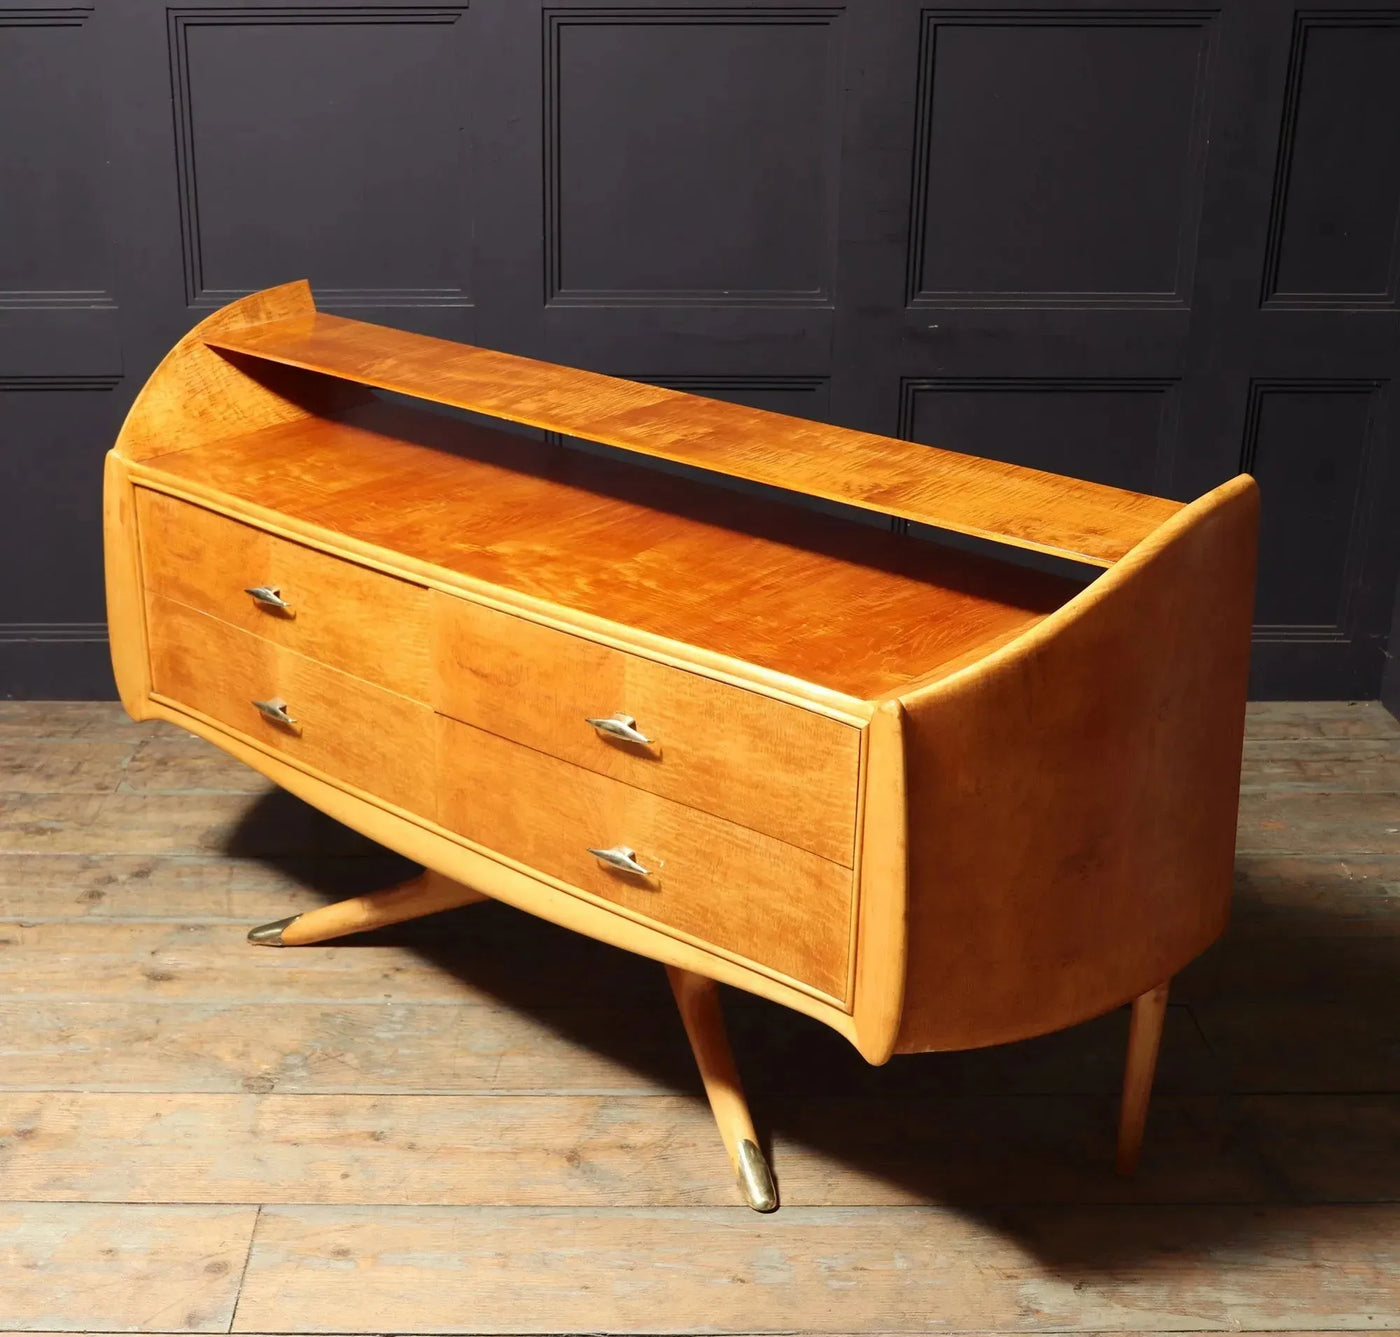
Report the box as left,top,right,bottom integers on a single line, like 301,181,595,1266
850,698,910,1063
894,475,1259,1053
103,451,152,718
114,281,367,464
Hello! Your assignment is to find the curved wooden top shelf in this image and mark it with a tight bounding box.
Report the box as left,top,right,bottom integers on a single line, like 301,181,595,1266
205,310,1181,568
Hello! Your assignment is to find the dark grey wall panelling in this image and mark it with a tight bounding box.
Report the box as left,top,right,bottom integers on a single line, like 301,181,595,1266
545,9,840,306
2,0,1398,699
1261,15,1400,307
1244,8,1400,696
1,6,122,695
907,12,1213,307
169,6,474,314
902,379,1176,495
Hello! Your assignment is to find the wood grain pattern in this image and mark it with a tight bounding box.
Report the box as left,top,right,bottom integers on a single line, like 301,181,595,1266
0,1000,687,1094
0,852,409,920
0,792,376,858
205,311,1182,566
0,740,138,794
4,701,1399,1333
437,715,853,999
11,1089,1378,1208
0,1203,256,1332
851,699,908,1064
1116,981,1171,1174
0,921,505,1004
138,488,432,702
129,695,861,1039
666,967,771,1206
894,476,1259,1052
230,1203,1400,1333
0,701,172,740
146,596,435,817
101,288,1262,1230
268,868,489,947
104,451,154,718
142,400,1078,703
1242,699,1400,740
114,282,368,465
433,593,859,863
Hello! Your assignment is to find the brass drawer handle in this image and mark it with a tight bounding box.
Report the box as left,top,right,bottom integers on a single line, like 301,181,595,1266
245,585,290,611
252,696,297,728
587,845,651,877
586,713,653,746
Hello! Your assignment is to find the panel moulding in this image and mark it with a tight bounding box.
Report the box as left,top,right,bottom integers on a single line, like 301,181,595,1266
0,375,120,391
0,8,115,312
166,6,471,311
1239,377,1387,644
542,6,843,309
0,623,108,644
894,374,1180,535
1259,10,1400,311
905,8,1217,310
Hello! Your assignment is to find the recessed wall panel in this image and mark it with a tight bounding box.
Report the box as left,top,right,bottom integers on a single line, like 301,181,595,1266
909,13,1212,306
545,10,841,304
170,7,471,308
902,379,1172,494
1263,17,1400,307
0,12,108,305
0,379,120,625
1243,382,1379,638
647,375,829,420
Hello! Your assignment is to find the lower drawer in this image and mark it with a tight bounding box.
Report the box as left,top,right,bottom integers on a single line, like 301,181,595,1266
437,715,853,1000
147,594,436,817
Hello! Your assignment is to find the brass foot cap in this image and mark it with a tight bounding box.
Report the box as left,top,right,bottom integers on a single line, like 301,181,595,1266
736,1138,778,1213
247,915,298,947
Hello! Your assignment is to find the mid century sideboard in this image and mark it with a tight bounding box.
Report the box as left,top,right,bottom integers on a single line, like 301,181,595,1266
105,281,1258,1210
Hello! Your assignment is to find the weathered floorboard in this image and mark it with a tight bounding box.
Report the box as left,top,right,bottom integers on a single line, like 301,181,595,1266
230,1203,1400,1333
1,701,1398,1333
0,1090,1297,1208
0,1203,256,1333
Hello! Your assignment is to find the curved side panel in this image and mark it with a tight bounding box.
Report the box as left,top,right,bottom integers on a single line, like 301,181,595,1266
851,698,908,1065
103,450,154,717
114,281,365,463
894,475,1259,1053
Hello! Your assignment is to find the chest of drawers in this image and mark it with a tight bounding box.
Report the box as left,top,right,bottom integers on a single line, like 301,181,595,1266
105,281,1258,1210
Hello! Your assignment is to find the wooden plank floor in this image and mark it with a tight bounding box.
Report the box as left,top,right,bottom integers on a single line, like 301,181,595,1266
1,699,1398,1333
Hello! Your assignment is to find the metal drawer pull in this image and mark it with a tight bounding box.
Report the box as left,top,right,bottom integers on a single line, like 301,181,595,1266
245,585,290,611
585,713,653,746
587,845,651,877
252,697,297,727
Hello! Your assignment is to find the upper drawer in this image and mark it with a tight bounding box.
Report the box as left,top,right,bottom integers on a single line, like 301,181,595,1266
136,488,431,702
433,595,860,865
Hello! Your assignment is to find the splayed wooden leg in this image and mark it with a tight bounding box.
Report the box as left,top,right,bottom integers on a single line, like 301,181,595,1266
1115,979,1171,1174
248,868,488,947
667,964,778,1212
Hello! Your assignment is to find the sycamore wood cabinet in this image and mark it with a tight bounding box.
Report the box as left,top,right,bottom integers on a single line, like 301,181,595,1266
105,282,1258,1210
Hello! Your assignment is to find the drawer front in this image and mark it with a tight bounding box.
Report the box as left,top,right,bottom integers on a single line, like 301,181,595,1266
437,716,852,999
433,595,859,865
137,488,432,702
148,594,435,816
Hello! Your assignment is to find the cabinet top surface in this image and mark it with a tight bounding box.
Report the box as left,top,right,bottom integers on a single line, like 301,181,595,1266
143,399,1080,701
206,311,1181,568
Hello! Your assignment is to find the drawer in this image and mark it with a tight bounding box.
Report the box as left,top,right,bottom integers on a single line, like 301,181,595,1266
137,488,431,701
433,595,860,864
147,593,435,816
437,716,852,999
